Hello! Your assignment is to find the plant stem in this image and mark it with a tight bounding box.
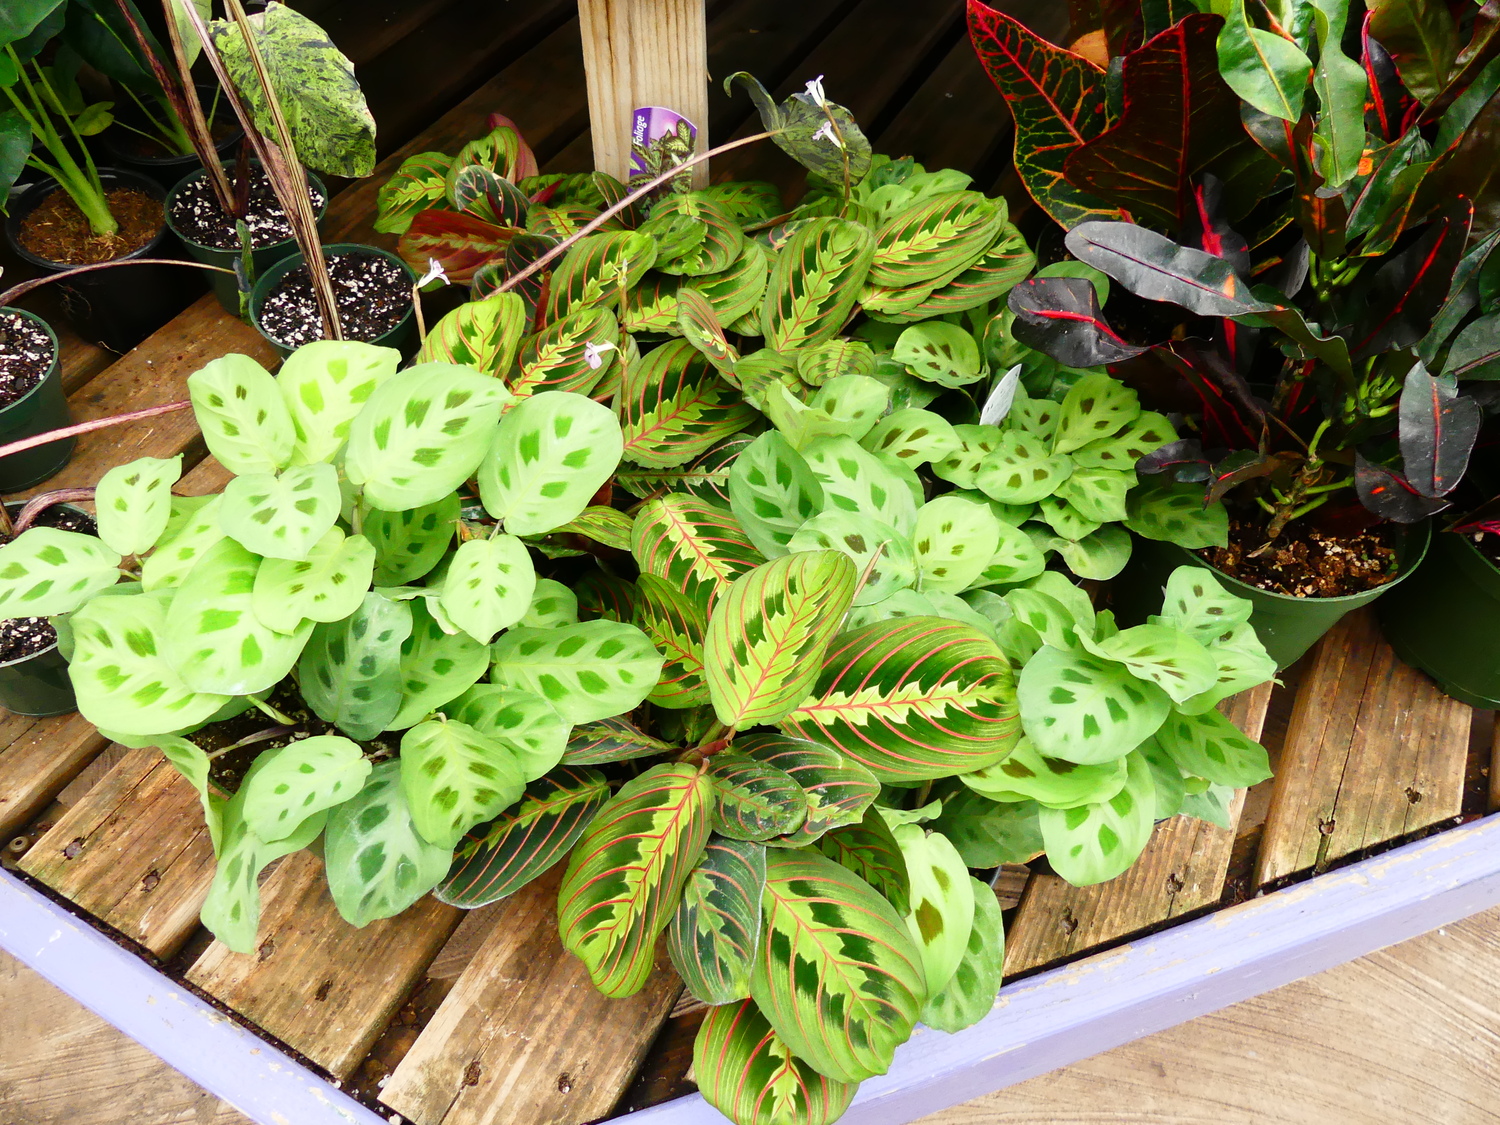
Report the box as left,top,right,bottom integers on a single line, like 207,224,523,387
11,489,96,537
0,400,193,464
0,256,234,307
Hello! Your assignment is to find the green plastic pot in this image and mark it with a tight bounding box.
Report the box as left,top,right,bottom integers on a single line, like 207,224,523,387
1377,531,1500,706
1112,523,1431,670
0,308,74,491
0,501,94,717
166,166,329,317
249,243,416,359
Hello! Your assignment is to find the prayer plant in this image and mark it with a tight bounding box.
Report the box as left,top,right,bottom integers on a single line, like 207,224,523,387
971,0,1500,540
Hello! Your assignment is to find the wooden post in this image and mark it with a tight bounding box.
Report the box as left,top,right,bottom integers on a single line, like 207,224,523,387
577,0,710,187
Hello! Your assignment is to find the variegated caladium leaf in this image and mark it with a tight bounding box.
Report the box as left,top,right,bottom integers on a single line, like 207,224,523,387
399,717,527,849
739,732,879,847
511,305,620,399
961,735,1128,809
366,495,460,586
141,497,227,592
703,550,858,730
632,494,765,613
345,364,511,512
870,190,1004,290
543,230,657,322
967,0,1119,227
188,353,296,476
163,539,312,696
1017,644,1171,764
438,534,536,645
373,150,451,235
445,683,568,781
694,998,860,1125
782,617,1022,782
478,391,624,537
436,765,610,907
218,462,341,561
802,436,920,535
1038,746,1156,886
252,528,376,634
324,761,454,927
491,619,663,724
415,290,528,377
913,494,1003,594
815,805,912,915
667,835,767,1004
387,600,490,730
69,591,231,736
0,527,121,618
706,752,806,842
562,715,674,765
760,217,875,352
889,821,974,996
276,340,401,467
298,591,413,741
240,735,370,843
95,455,181,556
1154,705,1272,787
920,874,1004,1034
789,510,915,607
558,761,714,996
617,340,758,470
752,848,926,1084
633,573,710,708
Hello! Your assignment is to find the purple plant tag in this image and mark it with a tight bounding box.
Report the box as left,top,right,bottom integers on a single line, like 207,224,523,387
629,106,698,192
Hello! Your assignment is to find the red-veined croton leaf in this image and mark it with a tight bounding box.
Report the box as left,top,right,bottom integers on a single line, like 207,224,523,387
1007,275,1146,366
1063,14,1240,230
1355,452,1449,522
1367,0,1459,105
1364,20,1419,142
1067,0,1143,58
1350,197,1472,357
968,0,1121,228
1397,364,1480,499
1417,1,1500,125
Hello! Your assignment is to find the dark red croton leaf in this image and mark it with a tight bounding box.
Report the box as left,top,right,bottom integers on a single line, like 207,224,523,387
1355,452,1450,522
1239,106,1347,259
1063,13,1241,230
1137,436,1210,481
1363,19,1418,143
1149,341,1263,450
1397,365,1481,499
1418,0,1500,125
1181,174,1258,373
1452,495,1500,536
1066,0,1143,58
1350,197,1473,358
1414,87,1500,237
1007,275,1147,366
968,0,1120,228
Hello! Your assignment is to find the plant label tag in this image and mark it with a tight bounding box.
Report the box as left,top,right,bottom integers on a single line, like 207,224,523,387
629,106,699,193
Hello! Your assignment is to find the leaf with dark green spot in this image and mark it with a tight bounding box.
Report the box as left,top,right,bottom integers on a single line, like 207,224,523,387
1037,745,1156,885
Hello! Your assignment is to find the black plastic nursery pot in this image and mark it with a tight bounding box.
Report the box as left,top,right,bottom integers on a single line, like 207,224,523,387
249,243,417,358
4,169,203,353
0,503,93,718
0,308,74,491
1113,523,1431,670
166,165,329,316
1377,532,1500,707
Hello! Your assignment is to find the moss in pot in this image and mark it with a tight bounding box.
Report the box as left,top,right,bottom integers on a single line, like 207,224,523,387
0,308,75,490
250,244,416,357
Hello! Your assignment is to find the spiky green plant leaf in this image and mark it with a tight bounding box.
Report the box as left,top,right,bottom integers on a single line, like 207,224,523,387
491,619,663,724
298,591,413,740
241,734,370,843
94,455,181,556
188,353,296,476
668,835,767,1004
558,761,714,996
1038,746,1156,886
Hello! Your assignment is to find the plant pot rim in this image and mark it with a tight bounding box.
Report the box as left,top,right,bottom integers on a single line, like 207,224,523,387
3,167,170,273
0,306,60,418
1144,519,1432,605
248,242,417,350
164,163,330,256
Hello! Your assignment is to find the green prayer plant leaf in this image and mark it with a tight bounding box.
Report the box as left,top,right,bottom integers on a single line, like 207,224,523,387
788,510,916,607
760,217,876,352
633,572,710,708
366,495,459,586
632,494,765,613
913,494,1002,594
1125,477,1230,549
445,683,569,781
491,619,663,724
960,735,1129,809
890,820,974,996
1017,644,1172,765
188,353,296,477
387,599,490,730
1154,705,1272,787
297,591,413,741
893,321,984,388
415,291,528,377
618,340,757,470
438,533,536,645
1080,622,1219,705
1038,745,1157,886
920,875,1005,1034
94,455,181,557
728,430,827,560
739,732,880,847
277,340,401,467
240,734,371,843
667,835,767,1004
933,788,1045,867
399,717,527,849
562,715,675,766
802,436,921,535
251,528,376,634
374,150,451,235
814,804,912,915
218,462,341,561
0,527,121,618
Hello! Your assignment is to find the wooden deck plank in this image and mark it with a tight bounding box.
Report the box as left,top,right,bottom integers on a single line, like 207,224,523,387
0,713,110,842
17,747,213,959
1004,682,1275,975
379,865,681,1125
185,850,463,1079
1255,609,1472,886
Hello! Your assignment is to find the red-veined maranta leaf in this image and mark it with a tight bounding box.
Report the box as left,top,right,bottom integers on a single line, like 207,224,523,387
780,616,1022,782
968,0,1121,228
618,340,759,470
667,836,767,1005
633,572,710,708
435,765,609,907
694,998,860,1125
615,434,752,506
557,761,713,997
738,732,879,848
707,751,807,842
1063,14,1240,229
396,210,520,283
373,151,450,235
1007,275,1147,366
750,849,926,1084
703,551,858,730
511,305,620,399
1397,364,1480,499
760,218,875,352
561,716,675,765
813,804,912,916
631,493,765,612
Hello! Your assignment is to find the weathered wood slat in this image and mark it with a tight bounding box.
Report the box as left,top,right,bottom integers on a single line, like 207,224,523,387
1255,609,1472,887
18,747,213,958
186,850,463,1079
0,713,111,841
1004,682,1275,975
379,865,681,1125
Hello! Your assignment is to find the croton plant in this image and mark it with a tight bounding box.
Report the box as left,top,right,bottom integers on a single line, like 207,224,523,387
972,0,1500,539
0,76,1280,1125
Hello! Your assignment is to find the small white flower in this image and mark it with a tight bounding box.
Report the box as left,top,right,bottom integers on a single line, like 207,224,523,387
583,341,616,370
418,258,448,287
803,74,828,107
812,119,843,149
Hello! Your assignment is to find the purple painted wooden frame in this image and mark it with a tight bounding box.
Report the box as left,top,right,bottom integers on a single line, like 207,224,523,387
6,813,1500,1125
